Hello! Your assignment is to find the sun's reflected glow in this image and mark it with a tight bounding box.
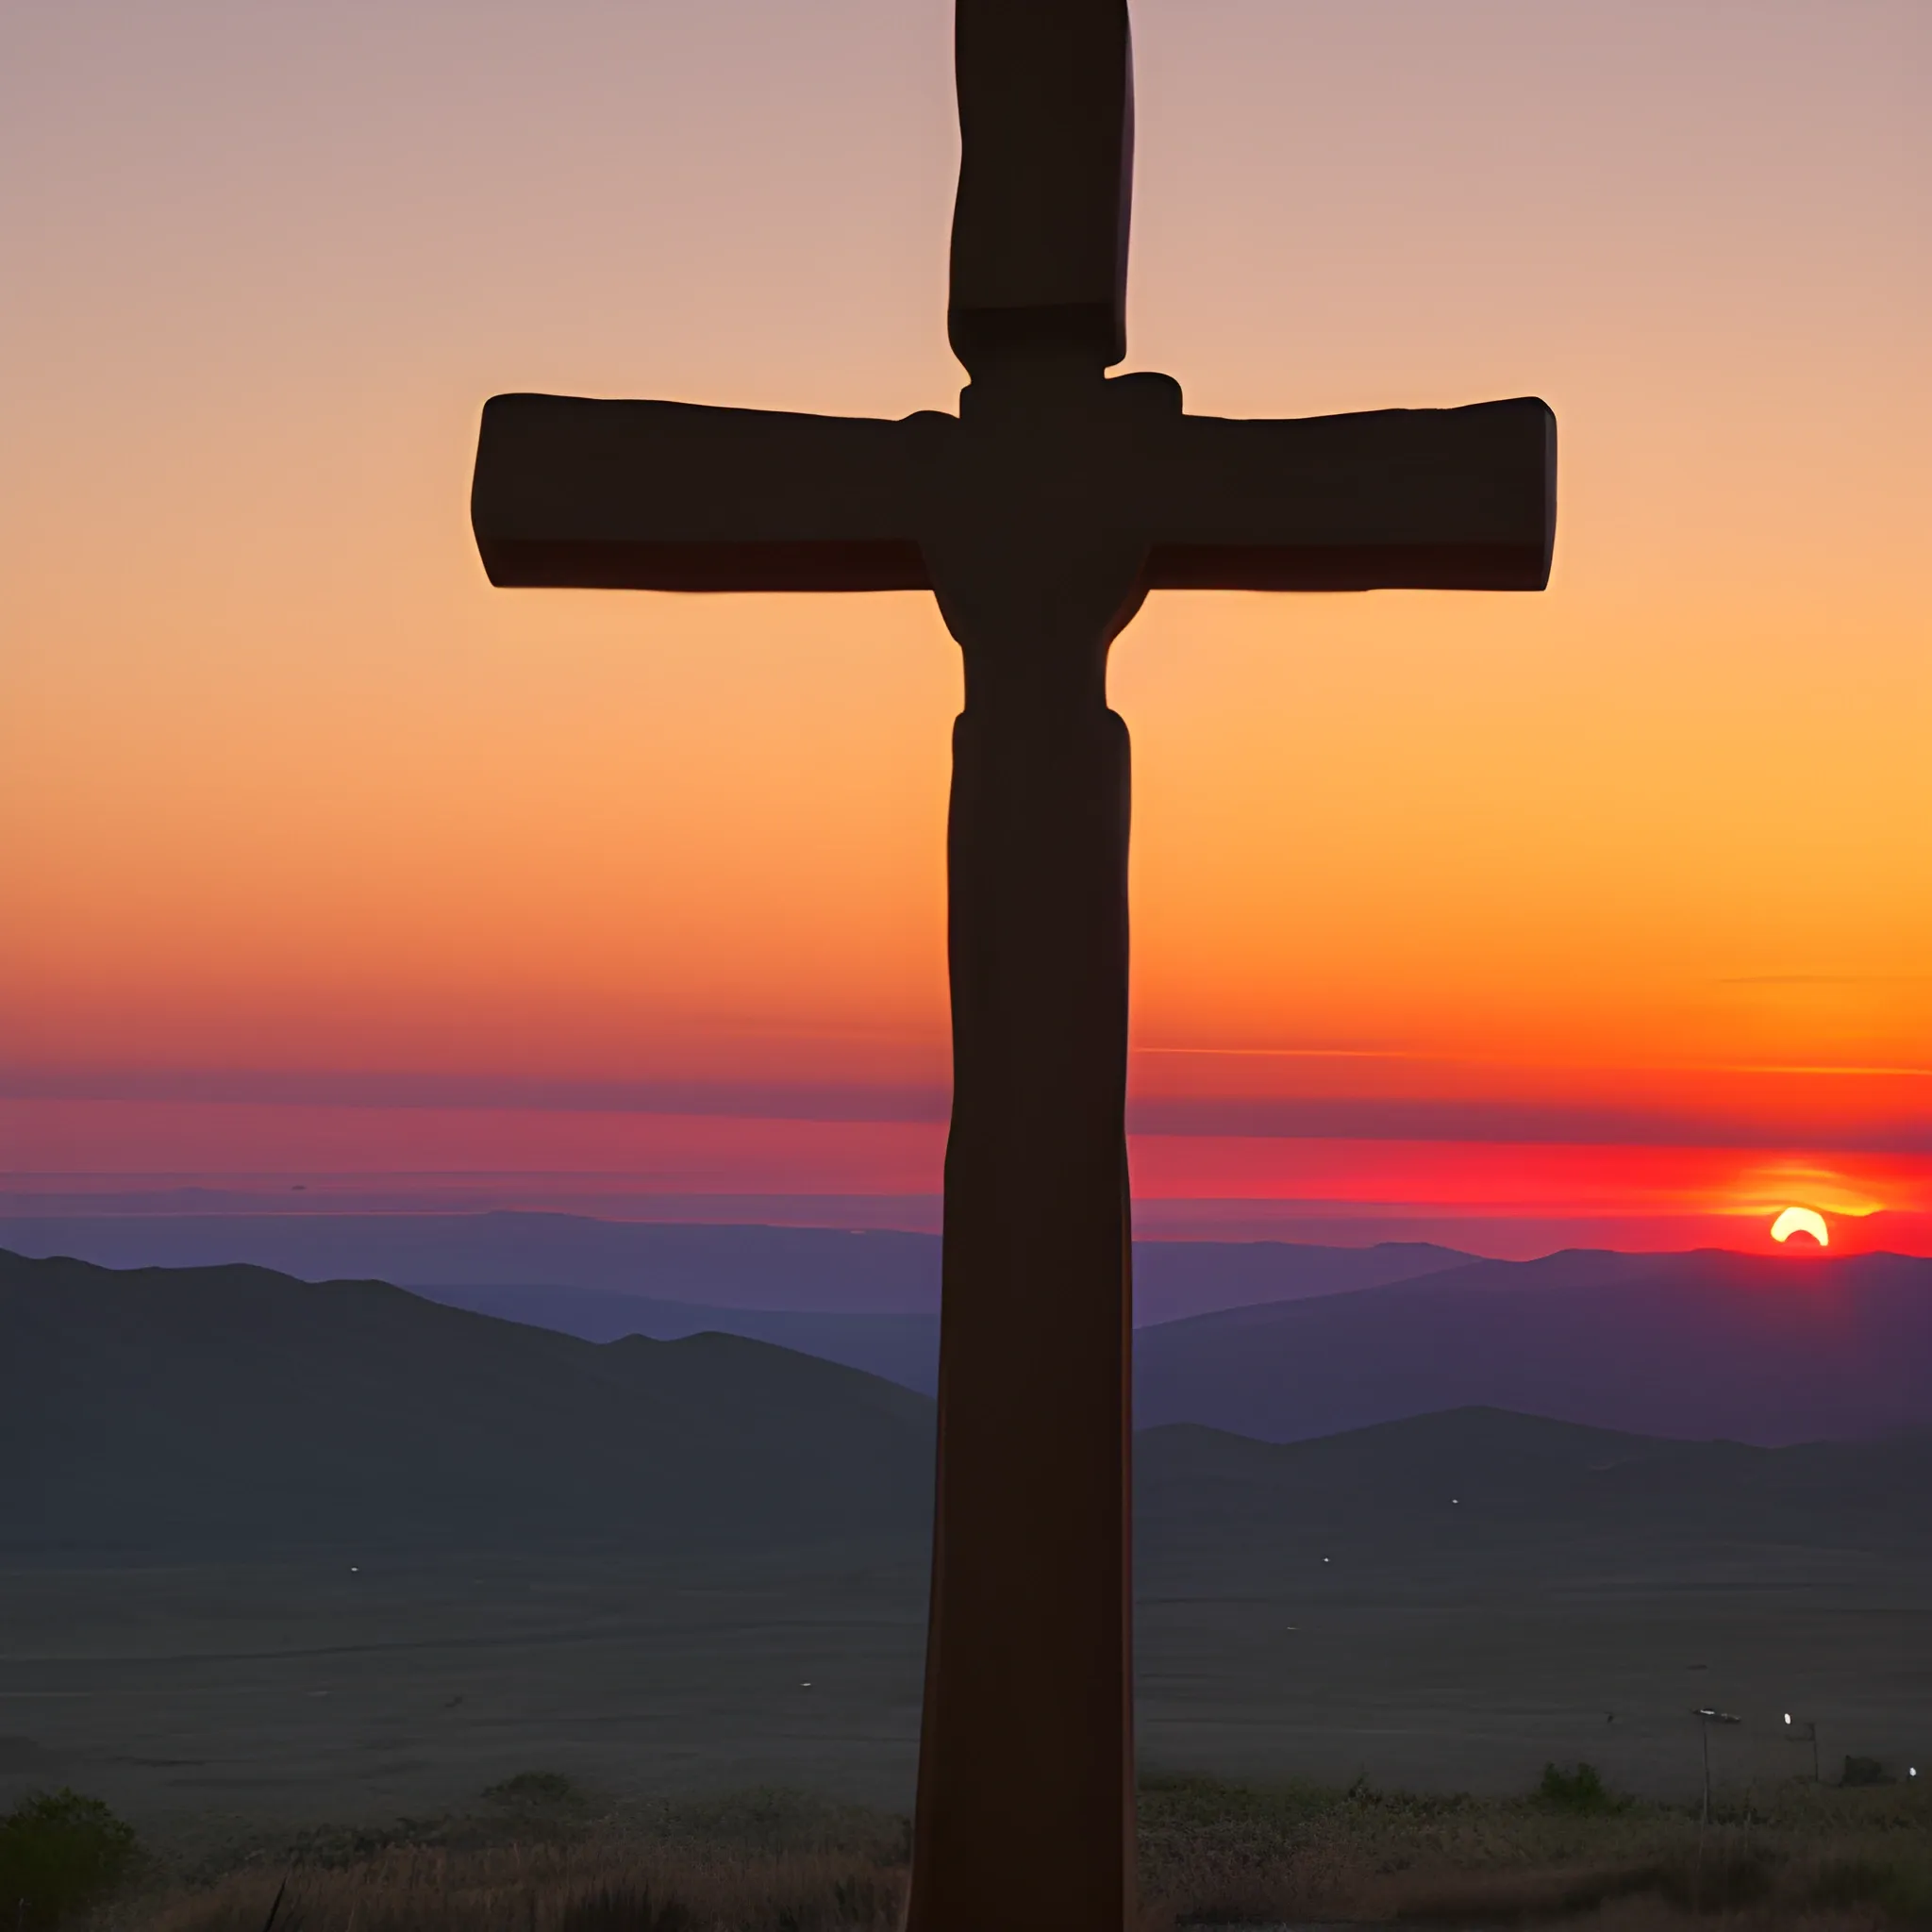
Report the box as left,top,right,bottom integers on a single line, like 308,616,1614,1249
1771,1206,1830,1247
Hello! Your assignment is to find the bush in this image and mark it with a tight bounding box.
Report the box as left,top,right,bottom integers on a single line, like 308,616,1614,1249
0,1789,140,1928
1842,1755,1895,1787
482,1770,590,1811
1536,1761,1623,1814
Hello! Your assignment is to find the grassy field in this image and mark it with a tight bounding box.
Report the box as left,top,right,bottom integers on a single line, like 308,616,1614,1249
56,1771,1932,1932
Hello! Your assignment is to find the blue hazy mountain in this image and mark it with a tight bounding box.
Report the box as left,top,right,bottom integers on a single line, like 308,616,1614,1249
0,1210,1470,1324
1134,1248,1932,1446
408,1282,945,1389
296,1243,1932,1442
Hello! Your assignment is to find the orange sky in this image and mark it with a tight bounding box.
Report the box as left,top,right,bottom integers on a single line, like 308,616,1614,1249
2,0,1927,1252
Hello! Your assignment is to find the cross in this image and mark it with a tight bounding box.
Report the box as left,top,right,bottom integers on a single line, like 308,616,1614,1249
469,4,1554,1928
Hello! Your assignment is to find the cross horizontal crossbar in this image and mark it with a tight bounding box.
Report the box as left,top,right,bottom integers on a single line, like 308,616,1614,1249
472,391,1555,595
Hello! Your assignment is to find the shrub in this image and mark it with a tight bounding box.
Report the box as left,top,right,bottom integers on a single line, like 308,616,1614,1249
0,1788,140,1929
1536,1761,1623,1814
482,1771,590,1811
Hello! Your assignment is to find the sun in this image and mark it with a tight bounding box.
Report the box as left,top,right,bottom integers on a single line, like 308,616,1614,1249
1771,1206,1829,1247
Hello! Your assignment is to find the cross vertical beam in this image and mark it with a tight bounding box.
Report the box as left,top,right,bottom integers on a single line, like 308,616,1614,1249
913,524,1141,1932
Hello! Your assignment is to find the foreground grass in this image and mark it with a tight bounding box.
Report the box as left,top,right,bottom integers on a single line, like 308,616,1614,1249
1139,1771,1932,1926
73,1772,1932,1931
119,1790,905,1932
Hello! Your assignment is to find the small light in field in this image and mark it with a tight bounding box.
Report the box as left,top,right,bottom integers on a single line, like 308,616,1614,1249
1771,1207,1829,1247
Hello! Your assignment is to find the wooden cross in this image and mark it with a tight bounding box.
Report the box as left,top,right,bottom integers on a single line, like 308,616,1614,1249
470,4,1554,1928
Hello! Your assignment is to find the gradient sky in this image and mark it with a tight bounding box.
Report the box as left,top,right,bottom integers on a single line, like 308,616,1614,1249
3,0,1927,1253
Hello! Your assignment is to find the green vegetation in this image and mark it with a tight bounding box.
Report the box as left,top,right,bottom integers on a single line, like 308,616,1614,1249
0,1789,139,1929
482,1771,593,1817
1537,1760,1626,1815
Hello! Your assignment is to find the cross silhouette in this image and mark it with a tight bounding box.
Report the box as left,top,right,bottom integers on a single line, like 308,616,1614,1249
470,4,1554,1928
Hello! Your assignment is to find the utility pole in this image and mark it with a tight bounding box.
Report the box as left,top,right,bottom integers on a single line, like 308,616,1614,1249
1693,1708,1741,1824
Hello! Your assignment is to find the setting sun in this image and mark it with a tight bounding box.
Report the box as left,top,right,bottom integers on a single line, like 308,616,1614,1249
1771,1207,1830,1247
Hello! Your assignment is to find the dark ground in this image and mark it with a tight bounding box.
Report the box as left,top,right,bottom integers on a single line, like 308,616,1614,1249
3,1529,1925,1848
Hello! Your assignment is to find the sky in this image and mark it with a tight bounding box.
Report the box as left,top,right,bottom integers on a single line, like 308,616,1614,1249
3,0,1927,1256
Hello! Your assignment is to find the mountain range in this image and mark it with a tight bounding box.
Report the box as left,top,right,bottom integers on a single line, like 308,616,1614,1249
0,1248,932,1553
399,1248,1932,1447
4,1248,1928,1562
1136,1248,1932,1444
6,1230,1931,1444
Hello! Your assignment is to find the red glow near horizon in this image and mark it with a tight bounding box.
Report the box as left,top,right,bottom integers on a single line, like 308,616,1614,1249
3,1092,1927,1259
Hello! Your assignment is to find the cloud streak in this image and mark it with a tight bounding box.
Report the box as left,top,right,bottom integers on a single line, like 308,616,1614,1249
3,1065,1926,1154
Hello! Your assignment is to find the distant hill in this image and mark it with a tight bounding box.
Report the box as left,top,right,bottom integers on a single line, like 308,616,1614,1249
0,1249,934,1555
410,1228,1474,1392
1134,1406,1932,1556
410,1283,945,1391
5,1250,1928,1564
0,1212,1472,1328
0,1216,942,1312
1135,1248,1932,1445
